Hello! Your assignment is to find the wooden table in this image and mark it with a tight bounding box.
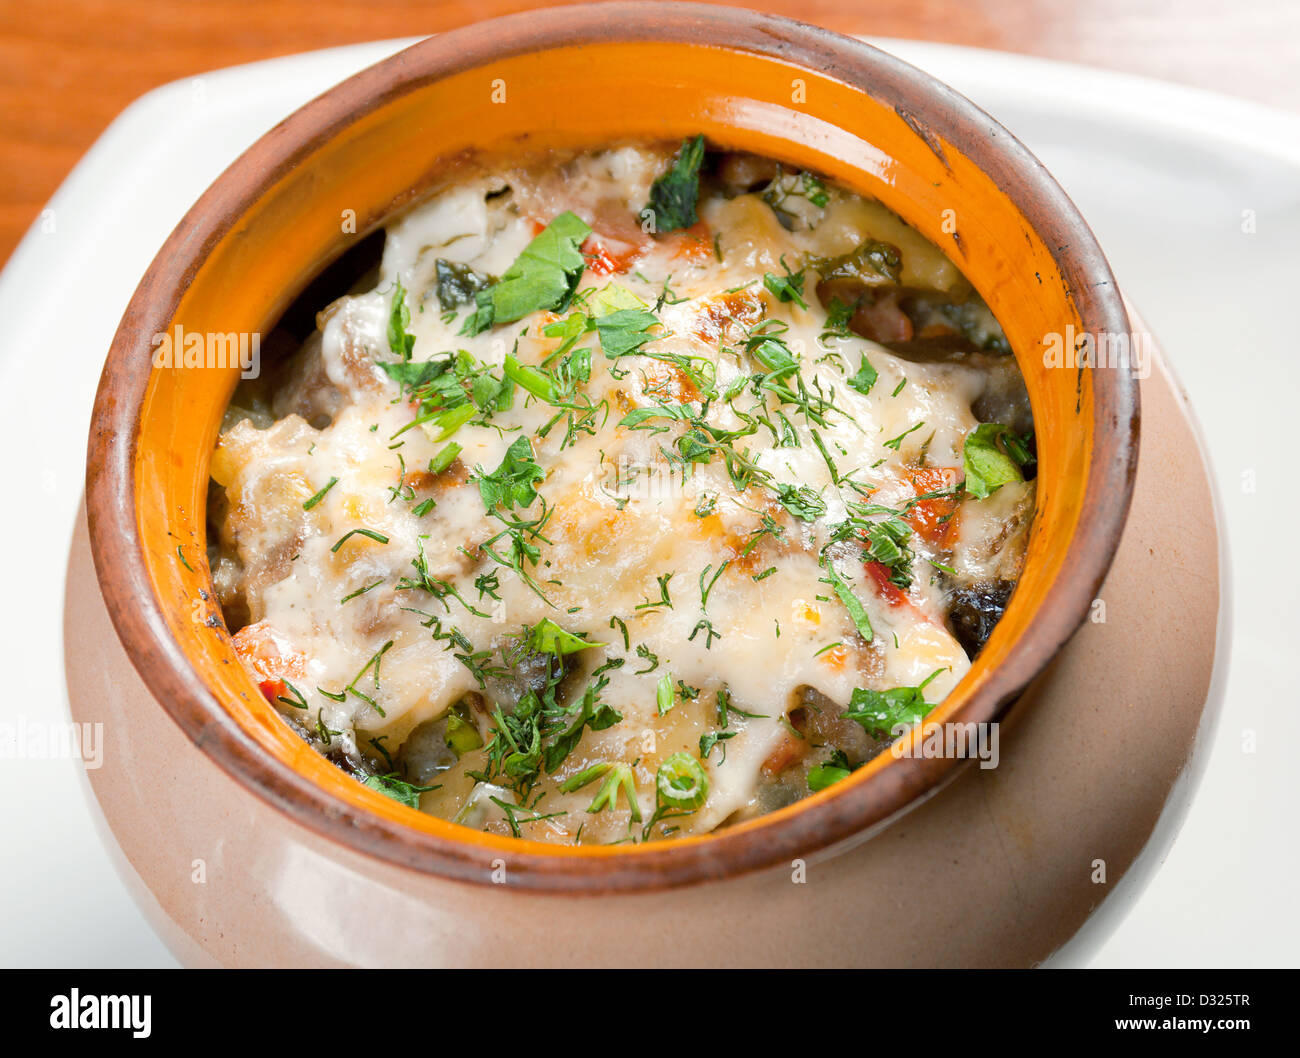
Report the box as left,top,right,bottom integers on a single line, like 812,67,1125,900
1,0,1296,267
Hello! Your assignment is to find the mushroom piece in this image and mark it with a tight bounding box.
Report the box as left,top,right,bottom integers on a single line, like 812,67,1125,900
946,580,1016,658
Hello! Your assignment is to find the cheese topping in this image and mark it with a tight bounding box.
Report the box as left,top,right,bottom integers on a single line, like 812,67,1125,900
210,141,1034,843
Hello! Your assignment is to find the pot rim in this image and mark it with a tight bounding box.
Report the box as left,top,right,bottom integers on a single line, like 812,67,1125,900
85,1,1139,893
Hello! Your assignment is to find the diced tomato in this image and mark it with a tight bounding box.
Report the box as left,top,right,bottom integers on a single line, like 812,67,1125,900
582,238,625,276
233,621,307,698
818,643,849,670
670,220,713,263
902,465,962,548
866,561,909,607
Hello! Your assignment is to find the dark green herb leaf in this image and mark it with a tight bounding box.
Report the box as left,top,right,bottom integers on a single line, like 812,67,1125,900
435,258,492,312
846,356,878,396
542,682,623,774
844,670,944,739
646,135,706,232
815,239,903,286
699,729,737,762
377,359,448,391
387,279,416,361
774,482,826,522
820,558,874,642
618,403,694,429
303,476,339,511
762,258,808,309
475,436,544,511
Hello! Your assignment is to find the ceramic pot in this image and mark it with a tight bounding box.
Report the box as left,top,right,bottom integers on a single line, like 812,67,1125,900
69,3,1178,966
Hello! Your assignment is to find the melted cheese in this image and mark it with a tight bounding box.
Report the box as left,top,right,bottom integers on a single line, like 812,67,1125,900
212,147,1030,844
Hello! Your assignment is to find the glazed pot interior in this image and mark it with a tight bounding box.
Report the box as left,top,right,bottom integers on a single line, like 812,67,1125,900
89,5,1136,890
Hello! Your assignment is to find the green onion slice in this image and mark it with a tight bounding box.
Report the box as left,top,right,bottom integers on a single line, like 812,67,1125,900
656,752,709,811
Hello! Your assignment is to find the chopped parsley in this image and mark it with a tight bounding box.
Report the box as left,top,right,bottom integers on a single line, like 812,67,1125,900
478,658,623,797
528,617,602,656
962,422,1033,499
646,134,706,232
820,557,874,642
461,211,592,335
699,728,737,762
762,257,809,310
330,527,389,553
807,749,855,791
862,515,914,589
773,482,826,522
302,476,339,511
363,773,439,809
844,669,944,739
387,279,416,361
846,356,878,396
475,436,544,512
434,258,492,312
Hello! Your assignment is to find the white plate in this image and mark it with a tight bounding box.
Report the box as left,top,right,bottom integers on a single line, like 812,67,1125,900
2,37,1296,968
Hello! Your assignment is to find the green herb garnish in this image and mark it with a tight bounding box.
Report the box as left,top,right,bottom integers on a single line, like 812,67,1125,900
428,442,461,476
762,257,808,309
461,212,592,334
529,618,602,657
303,476,339,511
844,669,944,739
434,258,492,312
655,752,708,810
807,749,855,791
362,773,438,809
820,557,874,642
646,135,706,232
387,279,415,361
847,357,878,396
655,672,674,717
330,527,389,552
586,763,642,821
962,422,1032,499
475,436,544,512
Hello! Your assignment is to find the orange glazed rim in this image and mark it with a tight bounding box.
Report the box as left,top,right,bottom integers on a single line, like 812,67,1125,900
86,3,1139,892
